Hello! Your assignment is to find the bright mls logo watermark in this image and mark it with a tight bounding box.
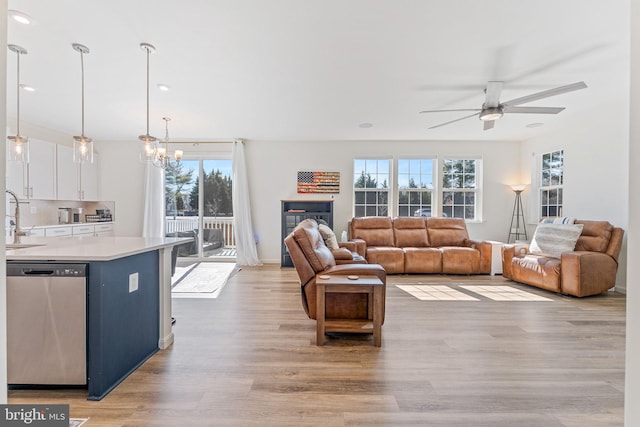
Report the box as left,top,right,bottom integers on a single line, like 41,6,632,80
0,405,68,426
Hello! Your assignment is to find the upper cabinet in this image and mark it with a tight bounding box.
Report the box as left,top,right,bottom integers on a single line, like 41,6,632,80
56,145,100,201
6,139,57,200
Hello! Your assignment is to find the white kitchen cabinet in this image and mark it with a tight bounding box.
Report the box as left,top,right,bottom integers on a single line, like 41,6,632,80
6,139,57,200
56,145,100,201
72,224,95,235
46,226,73,237
94,223,114,236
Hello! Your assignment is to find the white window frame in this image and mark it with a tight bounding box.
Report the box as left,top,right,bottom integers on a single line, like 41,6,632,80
439,156,483,222
396,157,437,217
534,149,564,221
353,158,392,217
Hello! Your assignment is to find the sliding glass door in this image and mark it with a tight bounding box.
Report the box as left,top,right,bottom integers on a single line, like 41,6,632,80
165,158,235,260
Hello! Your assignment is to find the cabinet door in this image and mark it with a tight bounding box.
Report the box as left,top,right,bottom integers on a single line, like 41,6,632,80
80,153,100,201
56,145,81,200
6,139,56,199
5,151,26,198
28,139,57,200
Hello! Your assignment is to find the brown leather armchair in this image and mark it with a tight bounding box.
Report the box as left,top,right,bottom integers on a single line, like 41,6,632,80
284,218,387,322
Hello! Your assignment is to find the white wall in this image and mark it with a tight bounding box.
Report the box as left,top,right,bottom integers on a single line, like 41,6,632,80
245,139,522,263
96,140,146,236
626,2,639,425
1,1,8,404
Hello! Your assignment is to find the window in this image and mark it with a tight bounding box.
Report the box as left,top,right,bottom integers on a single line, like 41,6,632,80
353,159,390,217
397,158,434,217
441,159,478,220
539,150,563,218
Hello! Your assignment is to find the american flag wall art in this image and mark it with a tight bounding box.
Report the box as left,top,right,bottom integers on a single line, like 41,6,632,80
297,171,340,193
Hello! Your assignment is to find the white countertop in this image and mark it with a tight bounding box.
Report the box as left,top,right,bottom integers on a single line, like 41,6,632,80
5,235,191,261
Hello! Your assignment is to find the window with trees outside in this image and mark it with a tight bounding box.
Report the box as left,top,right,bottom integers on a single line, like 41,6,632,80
539,150,563,218
398,158,434,217
441,159,478,220
165,158,234,259
353,159,390,217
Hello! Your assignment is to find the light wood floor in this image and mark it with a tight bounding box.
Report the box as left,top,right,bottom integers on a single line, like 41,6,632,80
9,265,625,426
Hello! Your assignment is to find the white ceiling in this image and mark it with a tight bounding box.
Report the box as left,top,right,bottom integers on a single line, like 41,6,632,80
5,0,629,143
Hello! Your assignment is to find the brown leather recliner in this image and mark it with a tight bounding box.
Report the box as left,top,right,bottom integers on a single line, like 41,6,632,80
284,218,386,322
502,220,624,297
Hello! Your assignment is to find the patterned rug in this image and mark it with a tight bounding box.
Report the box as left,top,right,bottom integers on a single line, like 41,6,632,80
70,419,89,427
172,262,237,298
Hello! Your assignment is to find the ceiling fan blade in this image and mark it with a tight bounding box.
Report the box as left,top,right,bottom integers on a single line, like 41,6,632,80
484,81,503,108
428,112,480,129
503,106,565,114
419,108,480,114
483,120,495,131
502,81,587,107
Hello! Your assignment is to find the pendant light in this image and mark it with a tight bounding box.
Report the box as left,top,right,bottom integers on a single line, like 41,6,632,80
72,43,93,163
7,44,29,163
153,117,183,169
139,42,158,162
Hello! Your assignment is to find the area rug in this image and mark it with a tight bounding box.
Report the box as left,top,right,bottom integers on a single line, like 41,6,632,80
69,419,89,427
172,262,237,297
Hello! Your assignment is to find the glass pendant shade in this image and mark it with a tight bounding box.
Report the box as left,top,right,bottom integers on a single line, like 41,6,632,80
73,136,94,163
72,43,94,164
139,43,157,163
8,136,29,163
7,44,29,163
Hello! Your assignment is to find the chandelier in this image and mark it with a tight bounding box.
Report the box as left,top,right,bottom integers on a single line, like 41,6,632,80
153,117,183,169
7,44,29,163
72,43,93,163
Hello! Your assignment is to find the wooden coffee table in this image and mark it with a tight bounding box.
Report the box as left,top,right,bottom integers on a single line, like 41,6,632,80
315,274,384,347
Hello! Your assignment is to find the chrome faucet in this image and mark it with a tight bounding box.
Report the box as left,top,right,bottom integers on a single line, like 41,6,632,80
6,189,27,244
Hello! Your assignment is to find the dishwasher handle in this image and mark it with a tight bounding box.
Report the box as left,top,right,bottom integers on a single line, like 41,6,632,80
22,269,56,276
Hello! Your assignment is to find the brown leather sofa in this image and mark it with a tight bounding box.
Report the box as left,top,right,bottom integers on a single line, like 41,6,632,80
346,216,492,274
284,218,387,322
502,220,624,297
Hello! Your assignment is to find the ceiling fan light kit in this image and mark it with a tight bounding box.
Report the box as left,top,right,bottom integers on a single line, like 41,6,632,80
422,80,588,131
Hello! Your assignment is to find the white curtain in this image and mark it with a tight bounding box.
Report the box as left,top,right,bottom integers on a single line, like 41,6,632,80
142,162,165,238
232,139,261,266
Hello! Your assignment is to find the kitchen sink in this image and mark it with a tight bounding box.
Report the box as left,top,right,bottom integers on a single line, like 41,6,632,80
6,243,45,250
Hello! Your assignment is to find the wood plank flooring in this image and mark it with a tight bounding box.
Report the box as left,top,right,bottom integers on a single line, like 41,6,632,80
9,265,625,426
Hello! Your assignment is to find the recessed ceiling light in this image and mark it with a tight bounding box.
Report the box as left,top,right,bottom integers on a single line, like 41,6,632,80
19,84,35,92
526,122,544,128
8,10,33,25
157,83,170,92
359,122,373,128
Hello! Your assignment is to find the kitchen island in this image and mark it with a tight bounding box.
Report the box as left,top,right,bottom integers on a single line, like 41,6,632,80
5,235,190,400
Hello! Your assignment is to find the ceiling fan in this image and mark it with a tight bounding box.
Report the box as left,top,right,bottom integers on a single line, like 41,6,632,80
420,81,587,130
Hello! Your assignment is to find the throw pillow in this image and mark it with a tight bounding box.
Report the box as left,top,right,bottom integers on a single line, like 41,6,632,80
318,223,339,250
540,216,576,224
529,223,584,258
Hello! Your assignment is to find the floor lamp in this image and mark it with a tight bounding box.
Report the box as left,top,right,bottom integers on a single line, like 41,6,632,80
507,184,528,243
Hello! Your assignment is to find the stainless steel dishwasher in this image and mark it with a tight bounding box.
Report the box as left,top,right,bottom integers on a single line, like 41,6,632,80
6,263,87,385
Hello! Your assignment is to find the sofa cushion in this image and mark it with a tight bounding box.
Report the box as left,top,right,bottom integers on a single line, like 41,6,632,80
292,220,336,272
351,217,395,247
404,247,441,273
365,247,404,274
318,223,339,250
573,220,613,253
529,223,583,259
426,217,469,247
441,247,480,274
393,217,430,247
511,254,562,292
